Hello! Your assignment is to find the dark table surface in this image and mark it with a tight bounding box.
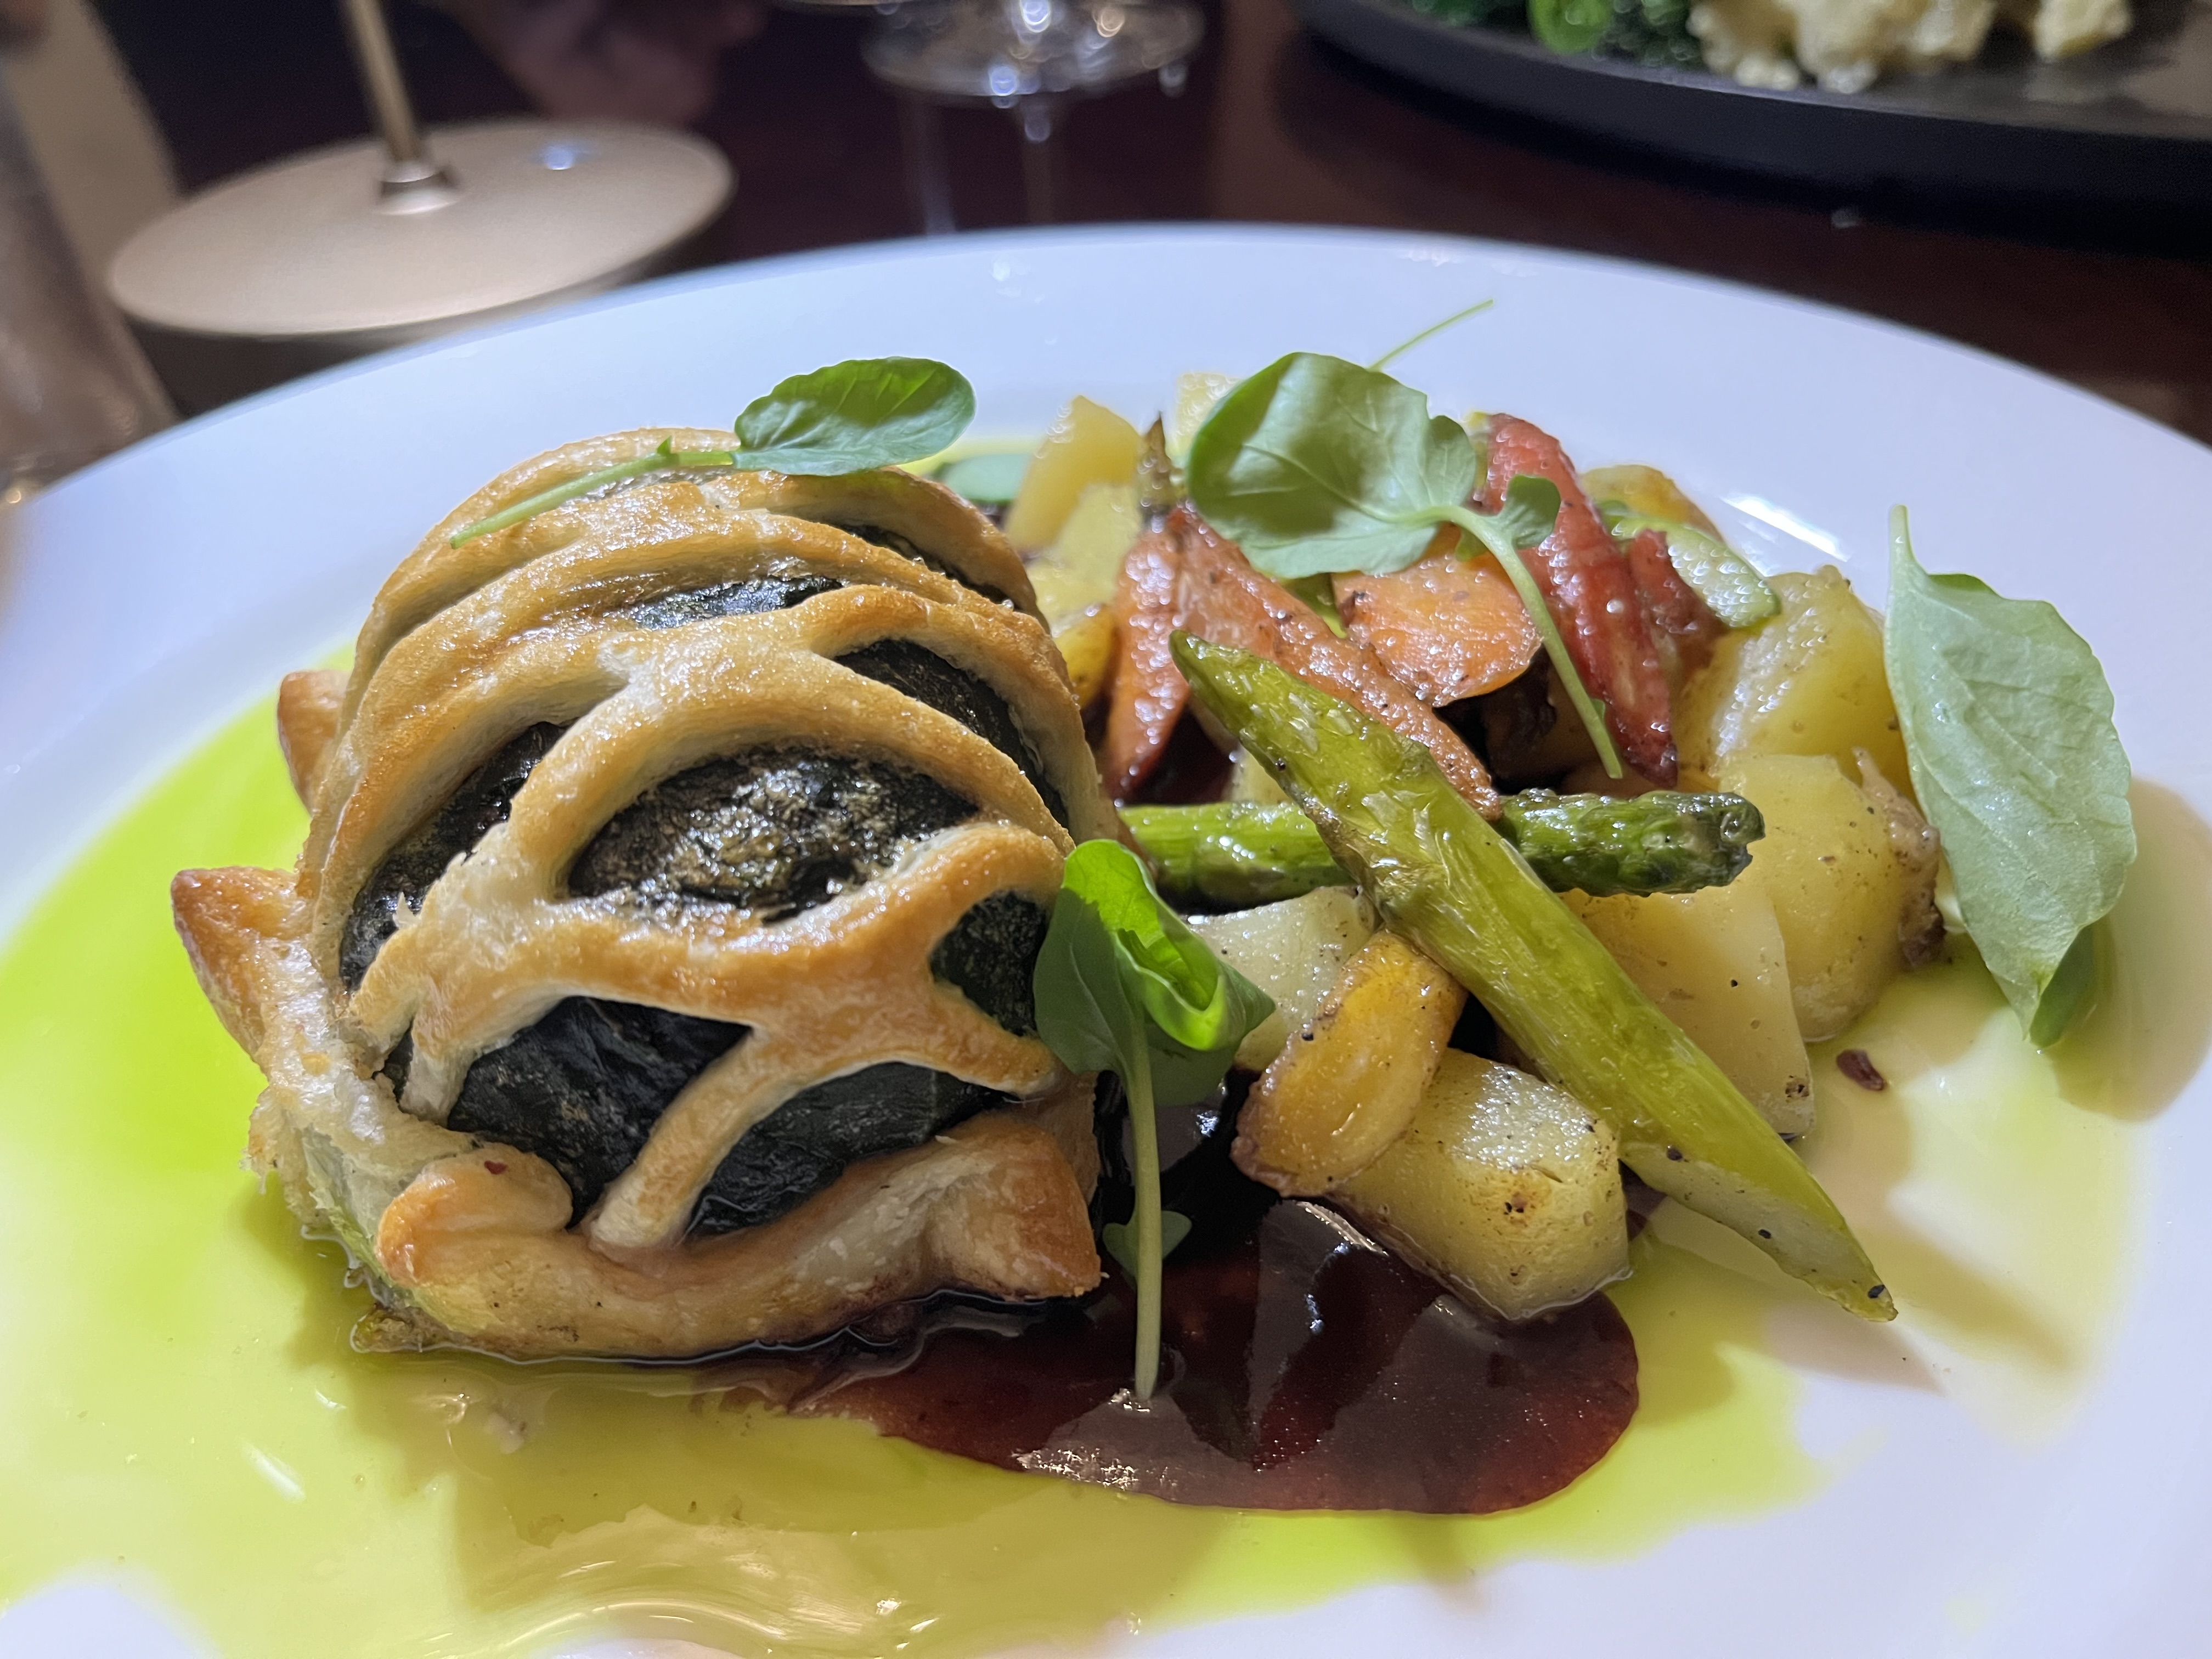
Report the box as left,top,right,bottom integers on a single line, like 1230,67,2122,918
99,0,2212,443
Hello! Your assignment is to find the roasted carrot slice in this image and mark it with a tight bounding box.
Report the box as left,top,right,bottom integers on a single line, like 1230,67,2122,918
1483,416,1678,785
1338,535,1541,706
1101,523,1187,802
1173,508,1499,816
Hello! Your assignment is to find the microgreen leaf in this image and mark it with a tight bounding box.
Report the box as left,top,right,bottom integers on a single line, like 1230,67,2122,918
733,357,975,475
1186,352,1482,580
1598,503,1780,629
1184,352,1620,775
1034,840,1273,1398
1884,506,2135,1044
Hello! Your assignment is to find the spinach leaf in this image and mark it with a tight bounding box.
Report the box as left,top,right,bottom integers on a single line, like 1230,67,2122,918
1185,352,1620,774
1884,507,2135,1043
1033,840,1273,1397
1598,503,1780,629
735,357,975,475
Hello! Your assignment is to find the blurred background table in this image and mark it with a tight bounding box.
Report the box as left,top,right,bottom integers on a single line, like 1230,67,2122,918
15,0,2212,440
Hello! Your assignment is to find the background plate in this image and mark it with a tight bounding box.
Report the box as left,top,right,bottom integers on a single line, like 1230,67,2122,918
1293,0,2212,205
0,225,2208,1658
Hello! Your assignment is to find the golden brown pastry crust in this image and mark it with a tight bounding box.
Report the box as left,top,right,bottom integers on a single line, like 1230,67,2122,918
173,439,1111,1359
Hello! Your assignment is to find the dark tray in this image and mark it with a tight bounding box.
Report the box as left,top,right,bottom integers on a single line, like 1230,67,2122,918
1290,0,2212,207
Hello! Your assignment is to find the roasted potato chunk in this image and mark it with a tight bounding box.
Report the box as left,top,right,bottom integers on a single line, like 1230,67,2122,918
1722,751,1933,1040
1567,881,1814,1135
1676,566,1910,793
1026,481,1141,628
1186,887,1376,1073
1336,1052,1628,1322
1232,930,1463,1195
1052,605,1116,713
1003,396,1142,551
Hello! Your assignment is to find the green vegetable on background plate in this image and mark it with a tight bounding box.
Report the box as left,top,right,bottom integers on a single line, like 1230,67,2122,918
450,356,976,545
1123,789,1764,906
1884,506,2135,1045
1031,840,1274,1397
1172,631,1894,1321
1184,350,1623,776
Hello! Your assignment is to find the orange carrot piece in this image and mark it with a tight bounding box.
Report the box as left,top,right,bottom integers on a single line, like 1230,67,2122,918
1101,523,1187,802
1338,538,1541,707
1483,416,1678,786
1173,509,1499,817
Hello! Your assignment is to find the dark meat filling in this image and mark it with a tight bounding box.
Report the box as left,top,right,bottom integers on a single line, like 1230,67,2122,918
341,723,566,990
830,520,1013,608
690,1062,1013,1236
930,891,1050,1037
834,638,1066,825
619,571,841,629
437,997,748,1223
569,747,973,919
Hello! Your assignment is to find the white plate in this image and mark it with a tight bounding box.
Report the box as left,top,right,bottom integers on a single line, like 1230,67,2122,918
1,225,2207,1659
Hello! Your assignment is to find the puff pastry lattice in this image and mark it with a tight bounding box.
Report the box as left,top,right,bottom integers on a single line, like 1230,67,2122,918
173,430,1114,1359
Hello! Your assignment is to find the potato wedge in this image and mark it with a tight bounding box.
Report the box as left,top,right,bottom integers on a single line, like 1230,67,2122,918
1027,481,1141,628
1722,751,1929,1040
1003,397,1143,551
1232,930,1464,1195
1052,605,1116,713
1336,1052,1628,1322
1186,887,1376,1073
1676,566,1910,792
1168,371,1237,462
1567,881,1814,1135
1579,464,1724,537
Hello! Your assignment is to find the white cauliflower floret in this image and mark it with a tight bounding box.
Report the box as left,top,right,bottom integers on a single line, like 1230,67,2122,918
1694,0,2113,88
2003,0,2130,57
1691,0,1805,85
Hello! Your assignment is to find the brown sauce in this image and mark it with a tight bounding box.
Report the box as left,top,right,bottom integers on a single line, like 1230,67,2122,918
696,1101,1639,1514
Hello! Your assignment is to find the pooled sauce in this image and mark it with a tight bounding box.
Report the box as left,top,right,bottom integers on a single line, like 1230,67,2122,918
704,1198,1635,1514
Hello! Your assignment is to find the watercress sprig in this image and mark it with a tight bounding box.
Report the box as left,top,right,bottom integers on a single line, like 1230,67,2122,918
448,357,975,546
1884,506,2135,1044
1032,840,1273,1400
1185,351,1622,776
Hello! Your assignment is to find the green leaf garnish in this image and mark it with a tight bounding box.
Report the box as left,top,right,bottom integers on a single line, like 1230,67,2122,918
1185,351,1620,776
732,356,975,475
449,438,736,546
1884,506,2135,1044
446,357,975,546
1033,840,1272,1399
1598,503,1781,629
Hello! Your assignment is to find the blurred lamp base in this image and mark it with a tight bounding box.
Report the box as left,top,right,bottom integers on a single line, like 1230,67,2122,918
107,118,731,415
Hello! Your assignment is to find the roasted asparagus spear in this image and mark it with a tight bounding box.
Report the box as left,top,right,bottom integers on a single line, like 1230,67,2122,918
1171,632,1893,1321
1124,789,1763,906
